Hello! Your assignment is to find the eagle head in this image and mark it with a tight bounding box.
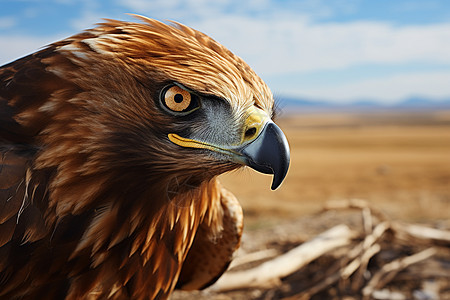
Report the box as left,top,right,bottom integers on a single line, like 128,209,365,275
43,16,290,195
0,15,290,299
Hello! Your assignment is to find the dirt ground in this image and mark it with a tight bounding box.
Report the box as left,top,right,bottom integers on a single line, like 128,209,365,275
172,109,450,299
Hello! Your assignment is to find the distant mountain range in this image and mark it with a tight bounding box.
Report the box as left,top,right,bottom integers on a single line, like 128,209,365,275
276,96,450,112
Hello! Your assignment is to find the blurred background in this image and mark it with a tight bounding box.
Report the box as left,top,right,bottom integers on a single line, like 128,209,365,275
1,0,449,224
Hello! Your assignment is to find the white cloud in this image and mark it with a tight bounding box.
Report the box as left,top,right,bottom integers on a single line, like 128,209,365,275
282,71,450,103
69,1,450,76
115,0,450,77
0,34,67,65
116,0,355,24
68,0,110,31
69,10,106,31
3,0,450,103
0,17,17,29
189,17,450,76
117,0,182,14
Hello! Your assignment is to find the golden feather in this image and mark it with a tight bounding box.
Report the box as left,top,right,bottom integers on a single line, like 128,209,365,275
0,16,289,299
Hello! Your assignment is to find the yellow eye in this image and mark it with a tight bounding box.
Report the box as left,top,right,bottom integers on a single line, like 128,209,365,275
161,85,199,114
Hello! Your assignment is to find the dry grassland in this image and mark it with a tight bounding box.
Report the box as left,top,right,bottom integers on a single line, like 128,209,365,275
219,109,450,228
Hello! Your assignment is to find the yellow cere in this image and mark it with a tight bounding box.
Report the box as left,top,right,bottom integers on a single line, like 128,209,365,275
241,106,270,144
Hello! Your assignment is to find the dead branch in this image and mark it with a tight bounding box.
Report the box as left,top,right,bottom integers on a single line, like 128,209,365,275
323,199,389,221
341,221,389,280
392,222,450,245
208,224,356,292
228,248,279,270
362,221,390,250
343,243,381,280
362,206,373,235
362,247,437,299
351,243,381,291
178,200,450,300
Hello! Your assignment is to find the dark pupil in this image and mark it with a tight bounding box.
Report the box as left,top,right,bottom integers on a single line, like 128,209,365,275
174,94,184,103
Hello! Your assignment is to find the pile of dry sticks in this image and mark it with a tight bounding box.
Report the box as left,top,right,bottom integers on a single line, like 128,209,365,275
207,199,450,299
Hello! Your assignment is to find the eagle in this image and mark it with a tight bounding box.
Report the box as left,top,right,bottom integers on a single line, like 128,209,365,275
0,16,290,299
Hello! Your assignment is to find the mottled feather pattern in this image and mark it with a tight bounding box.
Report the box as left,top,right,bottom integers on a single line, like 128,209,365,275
0,16,278,299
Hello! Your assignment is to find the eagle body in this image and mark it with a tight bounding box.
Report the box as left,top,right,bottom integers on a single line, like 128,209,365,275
0,17,289,299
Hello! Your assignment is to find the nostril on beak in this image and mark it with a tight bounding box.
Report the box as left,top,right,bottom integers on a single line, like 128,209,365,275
244,127,257,140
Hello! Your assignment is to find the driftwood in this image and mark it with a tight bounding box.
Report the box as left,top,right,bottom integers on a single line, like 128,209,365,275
204,199,450,299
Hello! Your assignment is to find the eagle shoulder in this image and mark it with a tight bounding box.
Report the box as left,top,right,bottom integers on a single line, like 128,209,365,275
176,180,243,290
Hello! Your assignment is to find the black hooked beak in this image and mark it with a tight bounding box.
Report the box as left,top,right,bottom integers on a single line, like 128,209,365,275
239,121,290,190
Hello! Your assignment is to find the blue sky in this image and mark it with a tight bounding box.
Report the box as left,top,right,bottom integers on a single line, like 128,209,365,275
1,0,450,104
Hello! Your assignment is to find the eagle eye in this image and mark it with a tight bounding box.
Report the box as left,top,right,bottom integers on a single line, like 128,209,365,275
160,85,199,115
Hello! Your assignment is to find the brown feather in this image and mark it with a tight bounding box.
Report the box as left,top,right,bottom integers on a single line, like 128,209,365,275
177,181,244,290
0,16,274,299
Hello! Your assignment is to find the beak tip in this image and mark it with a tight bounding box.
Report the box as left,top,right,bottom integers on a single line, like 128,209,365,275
270,160,290,190
240,121,290,191
271,175,286,190
270,182,279,190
